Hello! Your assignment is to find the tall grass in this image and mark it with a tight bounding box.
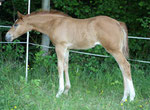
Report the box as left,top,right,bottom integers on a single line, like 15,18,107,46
0,49,150,110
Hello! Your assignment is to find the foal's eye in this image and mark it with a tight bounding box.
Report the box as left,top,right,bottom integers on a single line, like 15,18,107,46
14,24,18,27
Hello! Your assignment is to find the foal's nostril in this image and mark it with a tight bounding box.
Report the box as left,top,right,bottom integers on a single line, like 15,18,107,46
5,33,12,42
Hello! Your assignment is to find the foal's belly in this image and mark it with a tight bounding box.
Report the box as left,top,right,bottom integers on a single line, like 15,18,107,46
68,41,101,50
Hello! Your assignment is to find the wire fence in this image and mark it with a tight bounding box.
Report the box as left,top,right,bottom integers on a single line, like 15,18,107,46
0,41,150,64
0,26,150,64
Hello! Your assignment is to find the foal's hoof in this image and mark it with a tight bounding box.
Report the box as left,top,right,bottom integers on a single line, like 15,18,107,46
130,96,135,102
56,94,60,98
56,90,64,98
120,99,127,103
130,92,135,102
63,90,69,95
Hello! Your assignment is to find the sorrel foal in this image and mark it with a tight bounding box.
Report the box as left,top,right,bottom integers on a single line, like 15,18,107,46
5,10,135,102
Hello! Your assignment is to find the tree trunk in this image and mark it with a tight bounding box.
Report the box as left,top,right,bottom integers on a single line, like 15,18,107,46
41,0,50,55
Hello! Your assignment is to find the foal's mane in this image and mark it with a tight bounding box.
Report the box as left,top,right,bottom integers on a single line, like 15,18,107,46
25,9,70,17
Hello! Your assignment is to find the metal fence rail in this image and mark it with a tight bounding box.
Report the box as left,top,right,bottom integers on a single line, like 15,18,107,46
0,25,11,28
0,24,150,64
128,36,150,40
0,41,150,64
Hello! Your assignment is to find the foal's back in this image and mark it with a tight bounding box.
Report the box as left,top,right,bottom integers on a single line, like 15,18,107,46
50,15,123,51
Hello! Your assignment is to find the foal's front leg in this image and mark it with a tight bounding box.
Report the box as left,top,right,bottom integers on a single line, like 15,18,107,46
55,45,66,98
63,50,71,95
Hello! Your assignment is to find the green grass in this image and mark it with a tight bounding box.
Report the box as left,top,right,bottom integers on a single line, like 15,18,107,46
0,59,150,110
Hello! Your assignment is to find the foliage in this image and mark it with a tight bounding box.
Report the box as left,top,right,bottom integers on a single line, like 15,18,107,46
0,40,25,62
0,0,149,62
33,49,57,74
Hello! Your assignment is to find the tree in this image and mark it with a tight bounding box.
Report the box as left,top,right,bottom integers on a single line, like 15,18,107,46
41,0,50,55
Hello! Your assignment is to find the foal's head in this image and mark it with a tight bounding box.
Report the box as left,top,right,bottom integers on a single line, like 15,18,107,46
5,12,33,42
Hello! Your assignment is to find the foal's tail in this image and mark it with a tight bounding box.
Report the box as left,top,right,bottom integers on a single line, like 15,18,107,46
119,22,129,58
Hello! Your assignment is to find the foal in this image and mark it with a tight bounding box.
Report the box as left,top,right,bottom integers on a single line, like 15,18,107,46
5,10,135,102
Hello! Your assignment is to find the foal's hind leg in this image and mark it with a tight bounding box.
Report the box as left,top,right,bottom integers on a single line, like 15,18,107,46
111,51,135,102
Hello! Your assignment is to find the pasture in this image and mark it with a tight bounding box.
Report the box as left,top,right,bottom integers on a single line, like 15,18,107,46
0,47,150,110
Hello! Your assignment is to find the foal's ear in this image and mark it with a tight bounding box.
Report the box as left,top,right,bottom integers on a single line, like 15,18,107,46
17,11,24,19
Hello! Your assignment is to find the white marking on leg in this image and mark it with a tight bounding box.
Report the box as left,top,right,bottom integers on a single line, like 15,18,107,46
55,46,66,98
127,79,135,101
119,66,129,102
56,72,64,98
121,77,129,102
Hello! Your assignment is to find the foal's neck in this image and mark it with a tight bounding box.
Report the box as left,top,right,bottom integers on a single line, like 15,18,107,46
27,14,58,36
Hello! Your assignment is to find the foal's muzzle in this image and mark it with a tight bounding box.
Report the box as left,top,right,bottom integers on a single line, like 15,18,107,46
5,33,13,42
